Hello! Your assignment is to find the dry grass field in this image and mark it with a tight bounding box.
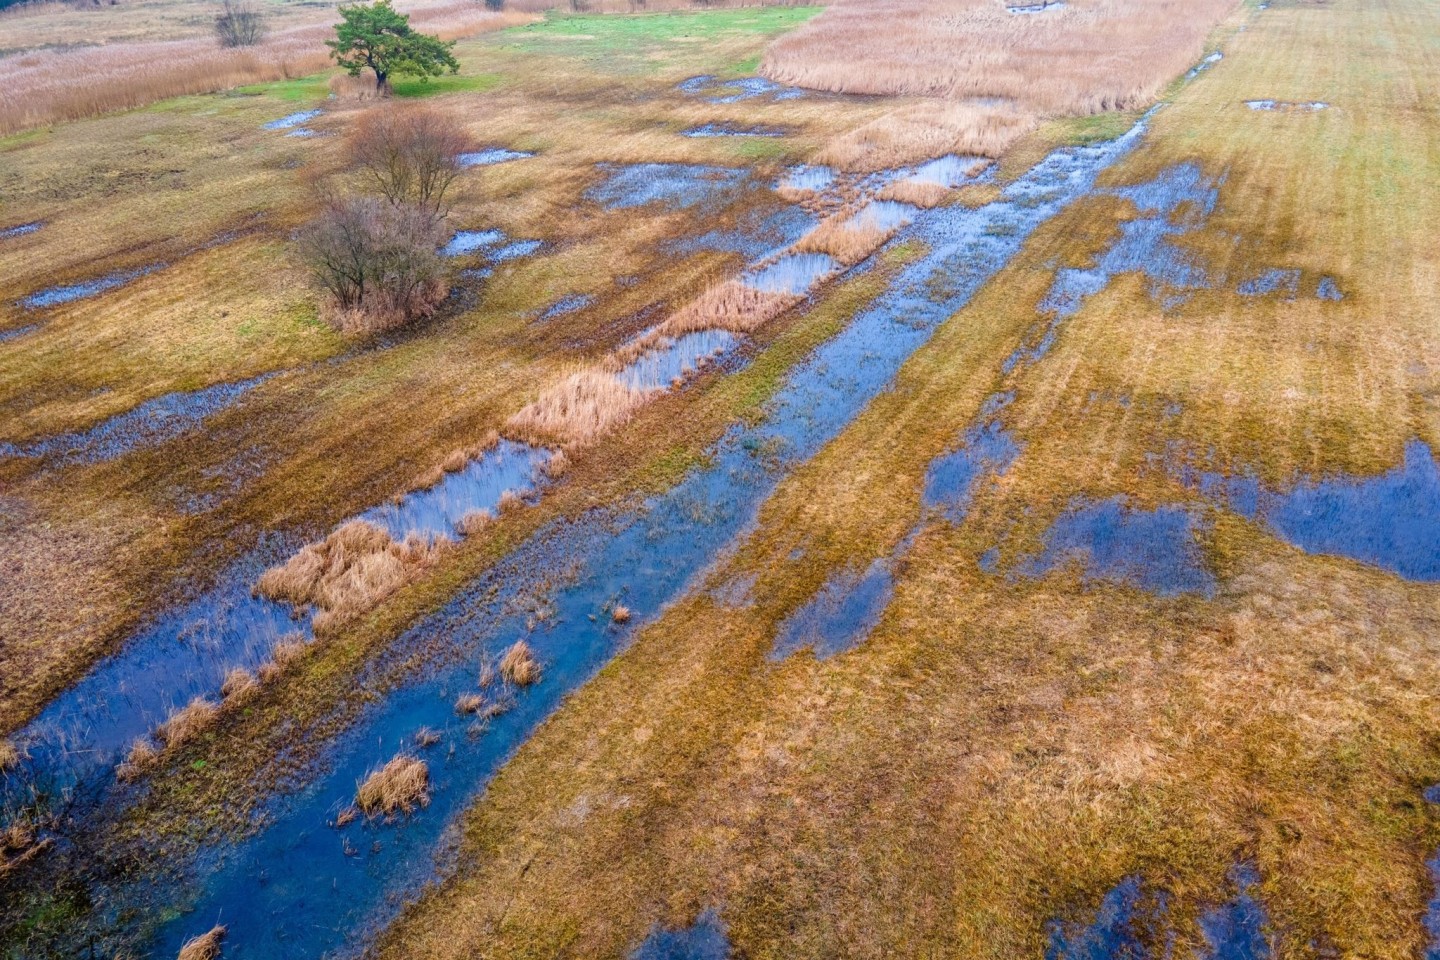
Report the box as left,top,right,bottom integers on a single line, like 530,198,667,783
2,0,1437,956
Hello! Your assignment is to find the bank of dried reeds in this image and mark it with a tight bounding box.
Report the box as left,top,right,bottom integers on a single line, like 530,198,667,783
356,754,430,816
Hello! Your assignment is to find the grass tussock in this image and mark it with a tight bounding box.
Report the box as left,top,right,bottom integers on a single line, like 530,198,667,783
505,370,649,448
455,692,486,715
762,0,1237,113
158,696,219,750
660,280,801,338
356,754,430,816
611,605,631,624
0,739,19,772
412,432,500,491
0,3,529,135
499,640,540,687
220,666,259,701
176,925,226,960
255,520,446,633
456,508,495,537
118,738,160,780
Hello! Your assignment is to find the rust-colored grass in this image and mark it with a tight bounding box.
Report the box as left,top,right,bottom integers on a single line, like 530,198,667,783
0,3,529,135
176,925,226,960
874,177,951,209
356,754,430,816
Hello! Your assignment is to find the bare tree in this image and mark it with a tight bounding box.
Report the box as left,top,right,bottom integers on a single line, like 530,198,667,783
348,106,473,220
297,196,448,334
215,0,266,47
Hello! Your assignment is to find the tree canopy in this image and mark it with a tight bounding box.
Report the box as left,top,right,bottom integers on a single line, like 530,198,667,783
326,0,459,91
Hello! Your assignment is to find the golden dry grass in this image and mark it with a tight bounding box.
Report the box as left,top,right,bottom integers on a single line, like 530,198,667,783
815,99,1039,170
611,604,631,623
0,3,530,135
874,176,951,209
255,521,446,633
356,754,430,816
219,666,259,701
176,925,225,960
505,370,651,449
0,739,18,772
157,696,219,750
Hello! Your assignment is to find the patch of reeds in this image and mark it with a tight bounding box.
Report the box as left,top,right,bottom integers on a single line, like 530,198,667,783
876,178,953,209
505,370,650,448
499,640,541,686
761,0,1237,123
255,520,446,633
815,100,1038,171
176,925,226,960
0,739,19,773
356,754,430,816
220,666,258,701
794,217,896,266
158,696,218,751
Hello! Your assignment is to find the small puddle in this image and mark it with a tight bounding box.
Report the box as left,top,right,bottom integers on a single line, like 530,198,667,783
1245,100,1328,112
1197,865,1271,959
0,220,42,240
847,200,919,232
458,148,535,167
1008,0,1066,12
262,109,322,130
538,293,596,321
631,909,731,960
284,128,325,138
779,165,836,194
682,123,785,139
1316,276,1344,301
742,252,838,295
678,75,805,104
20,265,161,309
1237,267,1299,298
587,162,751,211
1187,51,1225,79
1184,439,1440,581
491,239,544,262
0,374,272,467
0,323,40,344
770,558,895,661
907,154,990,187
615,329,739,391
358,440,552,543
1014,497,1216,598
442,229,507,257
923,411,1022,522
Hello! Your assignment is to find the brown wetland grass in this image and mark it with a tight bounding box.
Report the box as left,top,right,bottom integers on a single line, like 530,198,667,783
356,754,431,816
175,925,225,960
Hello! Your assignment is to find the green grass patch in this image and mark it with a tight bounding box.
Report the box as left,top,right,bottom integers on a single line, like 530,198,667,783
500,6,821,61
1044,109,1146,147
235,72,333,102
391,72,505,98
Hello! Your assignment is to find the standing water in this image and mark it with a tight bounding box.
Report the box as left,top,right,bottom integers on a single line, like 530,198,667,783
83,110,1160,960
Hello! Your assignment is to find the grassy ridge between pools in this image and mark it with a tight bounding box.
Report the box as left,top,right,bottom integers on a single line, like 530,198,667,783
0,3,882,734
373,0,1440,957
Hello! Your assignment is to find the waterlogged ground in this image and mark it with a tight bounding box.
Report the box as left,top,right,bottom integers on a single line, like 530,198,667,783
5,0,1440,957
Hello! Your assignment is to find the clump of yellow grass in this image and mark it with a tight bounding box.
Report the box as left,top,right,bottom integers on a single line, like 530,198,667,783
157,696,219,750
0,3,530,135
505,370,650,449
356,754,430,816
0,740,19,773
176,925,226,960
876,178,953,209
255,520,446,633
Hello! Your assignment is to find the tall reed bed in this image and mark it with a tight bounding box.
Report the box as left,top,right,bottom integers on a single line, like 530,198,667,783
0,3,529,135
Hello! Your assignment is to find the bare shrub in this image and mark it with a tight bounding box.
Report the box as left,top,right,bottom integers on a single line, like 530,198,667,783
177,926,226,960
356,754,430,816
499,640,540,686
215,0,265,47
329,72,386,101
256,520,446,632
350,106,474,216
297,196,449,335
220,666,259,700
